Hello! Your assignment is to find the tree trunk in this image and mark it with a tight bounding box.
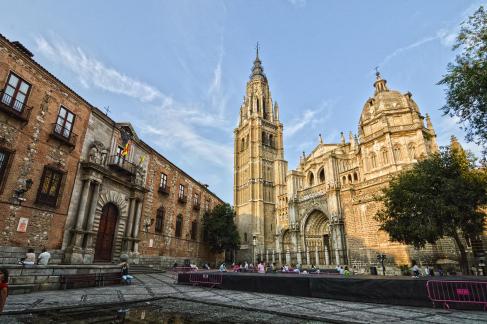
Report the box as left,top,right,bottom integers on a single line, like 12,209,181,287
451,231,469,275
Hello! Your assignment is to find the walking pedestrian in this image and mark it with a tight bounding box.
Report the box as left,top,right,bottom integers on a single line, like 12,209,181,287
0,268,8,313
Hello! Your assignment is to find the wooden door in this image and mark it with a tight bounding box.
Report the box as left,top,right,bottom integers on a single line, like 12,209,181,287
94,203,118,262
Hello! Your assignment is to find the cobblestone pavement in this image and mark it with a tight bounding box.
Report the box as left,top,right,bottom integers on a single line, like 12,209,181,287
1,273,487,323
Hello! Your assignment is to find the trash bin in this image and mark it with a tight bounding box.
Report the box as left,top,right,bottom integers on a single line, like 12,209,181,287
370,266,378,275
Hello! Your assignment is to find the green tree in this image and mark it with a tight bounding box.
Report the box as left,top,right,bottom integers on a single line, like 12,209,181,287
202,203,240,257
375,141,487,274
438,6,487,157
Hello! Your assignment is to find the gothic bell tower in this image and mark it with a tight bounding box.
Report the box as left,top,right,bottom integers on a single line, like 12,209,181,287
234,47,287,262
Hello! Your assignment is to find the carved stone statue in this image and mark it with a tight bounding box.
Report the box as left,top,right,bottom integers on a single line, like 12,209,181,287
88,146,100,164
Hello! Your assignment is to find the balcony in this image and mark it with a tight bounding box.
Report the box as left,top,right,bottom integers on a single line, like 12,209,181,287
107,155,137,176
178,195,187,204
193,202,201,211
158,185,170,195
0,90,32,123
50,123,78,148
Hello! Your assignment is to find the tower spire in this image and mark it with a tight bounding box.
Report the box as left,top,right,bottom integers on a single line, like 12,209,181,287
373,69,389,95
250,43,266,81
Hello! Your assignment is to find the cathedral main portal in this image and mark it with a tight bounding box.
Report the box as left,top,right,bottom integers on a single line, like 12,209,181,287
303,210,331,266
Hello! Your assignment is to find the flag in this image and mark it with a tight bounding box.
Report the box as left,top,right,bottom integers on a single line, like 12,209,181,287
139,155,145,165
121,143,129,157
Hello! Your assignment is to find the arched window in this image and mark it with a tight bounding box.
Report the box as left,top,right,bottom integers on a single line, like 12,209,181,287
393,145,402,161
155,207,164,233
353,172,358,181
370,153,377,169
381,148,389,165
191,221,197,240
308,172,315,186
262,131,266,145
342,176,347,184
175,214,183,238
319,168,325,183
348,174,352,183
269,134,274,148
408,143,416,160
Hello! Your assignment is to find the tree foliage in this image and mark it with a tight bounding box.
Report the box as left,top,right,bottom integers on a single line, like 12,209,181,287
202,203,240,254
438,6,487,157
375,143,487,273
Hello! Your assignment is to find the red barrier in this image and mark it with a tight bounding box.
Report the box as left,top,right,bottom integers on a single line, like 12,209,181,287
426,280,487,310
189,273,223,288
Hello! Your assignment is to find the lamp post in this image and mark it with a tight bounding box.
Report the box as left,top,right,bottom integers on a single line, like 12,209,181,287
377,253,386,276
12,179,33,206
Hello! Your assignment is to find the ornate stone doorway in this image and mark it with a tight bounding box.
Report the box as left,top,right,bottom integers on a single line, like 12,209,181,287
303,210,331,265
94,203,118,262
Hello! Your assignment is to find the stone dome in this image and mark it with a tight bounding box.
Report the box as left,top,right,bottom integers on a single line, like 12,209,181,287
359,73,419,124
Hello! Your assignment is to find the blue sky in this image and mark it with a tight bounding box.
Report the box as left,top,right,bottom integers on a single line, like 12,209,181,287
1,0,485,203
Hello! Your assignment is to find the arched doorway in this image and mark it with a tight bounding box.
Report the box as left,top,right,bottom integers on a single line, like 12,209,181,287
304,210,331,265
94,203,118,262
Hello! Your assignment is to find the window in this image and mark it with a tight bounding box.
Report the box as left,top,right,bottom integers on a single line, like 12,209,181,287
319,169,325,183
155,207,164,233
342,176,347,185
393,145,402,161
191,221,197,240
382,149,389,165
408,144,416,160
36,167,64,207
54,106,75,139
0,149,12,190
175,214,183,238
241,138,245,151
193,193,199,206
348,174,352,183
370,153,377,169
2,72,31,112
269,134,273,148
205,199,210,212
353,172,358,181
160,173,167,189
179,184,185,199
308,172,314,186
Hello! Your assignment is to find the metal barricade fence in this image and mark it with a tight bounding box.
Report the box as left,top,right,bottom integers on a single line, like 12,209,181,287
189,273,223,288
426,280,487,310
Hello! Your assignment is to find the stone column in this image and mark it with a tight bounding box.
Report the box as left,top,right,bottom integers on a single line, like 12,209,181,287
315,248,320,266
272,250,275,264
132,200,143,253
266,250,269,263
74,180,91,247
285,249,291,265
296,246,302,266
124,198,136,251
83,181,100,263
324,245,330,265
278,250,282,266
306,249,310,265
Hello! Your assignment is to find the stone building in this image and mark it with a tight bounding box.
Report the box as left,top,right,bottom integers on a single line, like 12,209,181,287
0,34,92,263
234,52,472,270
0,34,223,266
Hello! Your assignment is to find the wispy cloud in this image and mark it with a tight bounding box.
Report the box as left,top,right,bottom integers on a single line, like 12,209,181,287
35,36,162,102
379,35,439,67
35,35,233,169
285,100,333,138
287,0,307,8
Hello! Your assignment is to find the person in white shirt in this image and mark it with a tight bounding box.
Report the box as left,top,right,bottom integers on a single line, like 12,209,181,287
37,248,51,266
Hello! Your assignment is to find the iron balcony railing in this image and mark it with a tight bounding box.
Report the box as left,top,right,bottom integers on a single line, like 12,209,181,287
50,123,78,148
0,90,32,122
178,194,187,204
158,185,170,195
107,155,137,175
193,202,201,211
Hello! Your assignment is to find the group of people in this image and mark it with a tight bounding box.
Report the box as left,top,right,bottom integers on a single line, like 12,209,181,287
17,248,51,266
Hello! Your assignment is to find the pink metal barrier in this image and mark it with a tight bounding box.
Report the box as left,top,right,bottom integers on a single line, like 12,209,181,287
189,273,223,288
426,280,487,310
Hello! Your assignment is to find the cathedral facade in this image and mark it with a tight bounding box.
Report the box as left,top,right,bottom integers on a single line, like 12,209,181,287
234,52,451,271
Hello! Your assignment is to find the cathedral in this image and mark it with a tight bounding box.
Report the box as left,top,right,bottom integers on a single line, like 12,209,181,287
234,50,451,271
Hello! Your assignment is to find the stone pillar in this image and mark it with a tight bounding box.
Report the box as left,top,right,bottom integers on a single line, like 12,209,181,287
266,250,269,263
306,249,310,265
124,198,136,251
285,249,291,265
296,246,302,266
278,250,282,266
74,180,91,247
335,247,340,265
324,245,330,265
132,200,143,253
272,250,275,264
83,181,100,263
315,248,320,266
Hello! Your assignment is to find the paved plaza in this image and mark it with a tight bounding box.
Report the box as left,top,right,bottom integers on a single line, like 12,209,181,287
1,273,486,323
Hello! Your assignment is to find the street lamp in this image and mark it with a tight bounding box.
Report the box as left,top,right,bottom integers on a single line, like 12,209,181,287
12,179,33,206
377,253,386,276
